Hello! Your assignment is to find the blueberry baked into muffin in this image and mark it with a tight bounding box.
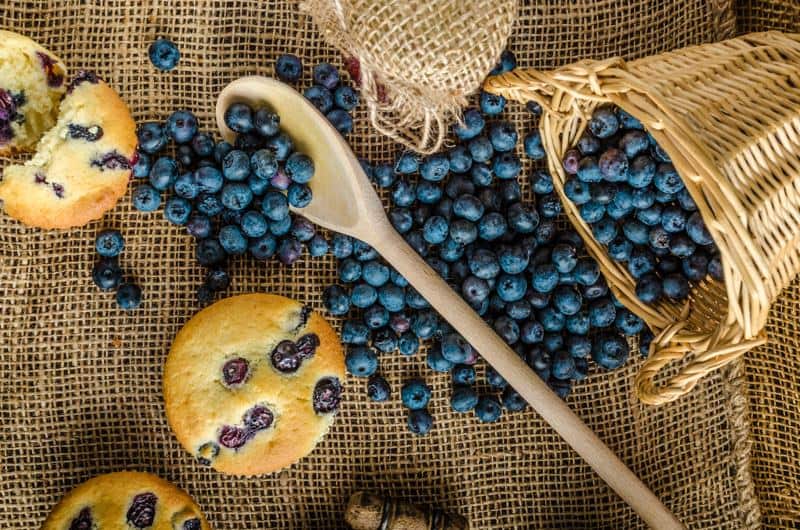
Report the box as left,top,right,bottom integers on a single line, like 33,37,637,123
42,471,210,530
0,30,67,155
0,71,137,228
163,294,346,476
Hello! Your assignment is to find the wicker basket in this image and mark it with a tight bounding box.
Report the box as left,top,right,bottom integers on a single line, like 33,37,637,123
484,31,800,405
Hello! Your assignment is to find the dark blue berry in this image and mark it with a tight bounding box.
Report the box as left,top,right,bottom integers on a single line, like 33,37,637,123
592,333,629,370
132,184,162,212
367,374,391,401
261,191,289,221
164,196,192,225
92,258,122,290
165,110,198,144
524,131,545,160
277,237,303,265
635,273,662,303
116,283,142,310
195,166,224,193
475,395,502,423
304,85,334,114
663,273,690,300
132,152,152,178
492,152,520,179
327,109,353,135
224,103,254,134
488,121,517,152
407,408,433,435
148,38,180,71
451,385,479,413
588,106,619,138
275,54,302,83
218,225,247,255
401,379,431,410
149,157,178,191
453,108,484,141
346,346,378,377
95,229,124,257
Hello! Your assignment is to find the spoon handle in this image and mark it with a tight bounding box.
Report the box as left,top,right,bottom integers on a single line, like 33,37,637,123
371,223,684,530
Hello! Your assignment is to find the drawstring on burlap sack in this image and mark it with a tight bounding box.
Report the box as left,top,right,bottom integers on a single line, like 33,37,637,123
302,0,517,154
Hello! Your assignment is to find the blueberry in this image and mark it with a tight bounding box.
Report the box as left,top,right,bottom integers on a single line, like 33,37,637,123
437,333,470,364
195,166,224,193
617,108,642,129
236,131,263,151
148,157,177,191
658,255,682,274
520,320,544,344
419,153,450,182
328,235,352,260
311,62,339,90
648,226,671,250
126,492,157,527
132,152,152,179
498,246,529,275
681,252,708,282
426,344,454,372
389,331,416,357
708,253,724,281
285,183,311,208
447,145,472,174
478,212,507,241
576,157,603,184
499,387,526,412
189,133,213,159
367,374,391,402
676,188,697,211
523,130,546,160
92,258,122,290
277,237,304,265
615,308,644,335
363,304,390,329
621,220,648,246
490,49,517,74
551,350,575,380
552,285,583,316
551,244,578,274
261,191,289,221
494,273,526,302
492,152,521,180
654,163,684,194
242,109,276,140
661,205,686,233
592,332,629,370
95,229,124,258
372,327,399,353
340,320,369,346
303,84,334,114
686,212,714,245
247,149,276,181
562,149,581,175
448,364,475,386
669,233,697,258
323,285,350,315
416,181,443,204
306,234,328,257
148,38,180,71
224,103,253,134
327,109,354,135
165,109,198,144
164,196,192,225
289,217,315,241
577,133,601,156
132,184,162,212
627,155,656,189
526,347,551,379
488,121,517,152
401,379,432,410
531,263,558,293
405,230,428,257
412,310,440,340
236,211,266,239
218,150,248,182
269,215,291,236
419,215,447,245
390,312,412,334
599,148,628,182
663,273,690,300
116,283,142,310
347,283,375,309
386,208,412,234
636,204,662,227
566,335,591,358
562,178,589,206
275,53,302,82
217,225,247,255
467,137,494,164
506,203,538,234
477,90,504,115
590,181,617,205
346,346,378,377
371,163,396,188
589,297,616,328
451,385,479,413
313,377,343,414
627,247,656,278
266,132,294,161
475,395,502,423
407,408,433,435
453,108,485,140
220,182,253,211
469,163,493,189
630,188,655,211
572,258,599,286
588,106,619,138
635,273,662,303
493,315,520,343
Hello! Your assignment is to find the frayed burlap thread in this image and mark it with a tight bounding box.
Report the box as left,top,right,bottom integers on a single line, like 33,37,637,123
301,0,517,154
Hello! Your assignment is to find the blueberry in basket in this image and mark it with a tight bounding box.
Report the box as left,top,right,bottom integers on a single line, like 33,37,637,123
560,104,723,305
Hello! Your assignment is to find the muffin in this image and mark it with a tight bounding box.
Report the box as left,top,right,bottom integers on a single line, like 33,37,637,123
163,293,346,476
0,30,67,155
42,471,210,530
0,71,137,228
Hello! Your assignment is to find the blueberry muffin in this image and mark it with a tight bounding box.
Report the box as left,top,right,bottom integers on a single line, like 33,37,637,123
42,471,210,530
0,30,67,155
0,71,136,229
164,293,346,476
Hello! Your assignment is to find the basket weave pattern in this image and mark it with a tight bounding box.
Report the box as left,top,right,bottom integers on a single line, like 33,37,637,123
485,31,800,405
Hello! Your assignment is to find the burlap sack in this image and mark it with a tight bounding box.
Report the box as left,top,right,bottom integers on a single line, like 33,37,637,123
5,1,791,529
301,0,517,155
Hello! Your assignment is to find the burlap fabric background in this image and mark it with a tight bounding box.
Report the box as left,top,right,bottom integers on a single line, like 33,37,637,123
2,1,796,528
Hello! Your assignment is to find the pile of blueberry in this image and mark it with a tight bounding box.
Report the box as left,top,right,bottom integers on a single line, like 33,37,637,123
127,54,360,303
91,229,142,310
323,51,651,434
561,105,723,305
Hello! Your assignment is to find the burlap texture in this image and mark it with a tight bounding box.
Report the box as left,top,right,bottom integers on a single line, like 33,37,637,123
3,1,786,529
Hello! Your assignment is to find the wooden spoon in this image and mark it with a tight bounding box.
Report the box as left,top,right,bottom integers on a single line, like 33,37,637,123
216,76,684,530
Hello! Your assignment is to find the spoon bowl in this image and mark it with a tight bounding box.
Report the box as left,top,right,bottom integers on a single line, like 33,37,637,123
215,76,684,530
216,76,385,240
